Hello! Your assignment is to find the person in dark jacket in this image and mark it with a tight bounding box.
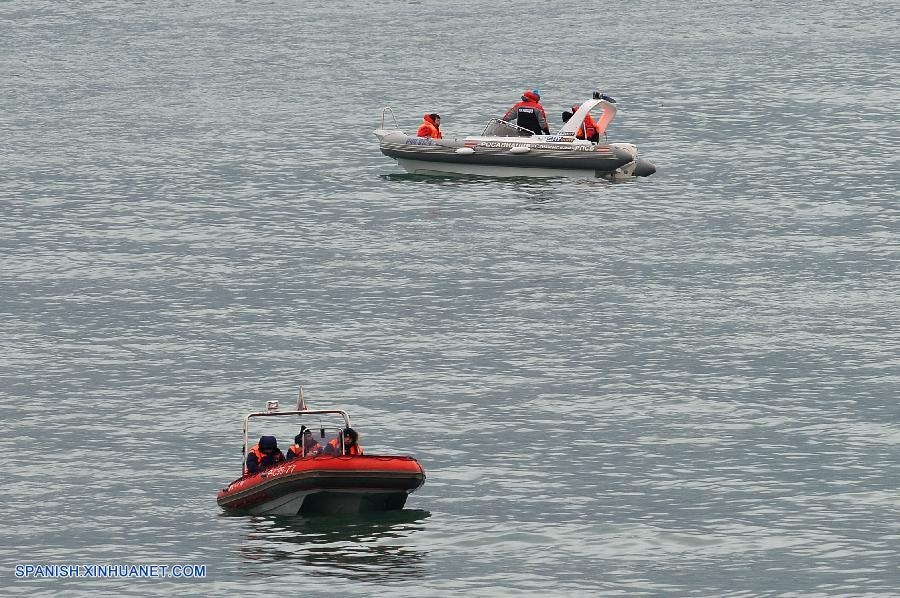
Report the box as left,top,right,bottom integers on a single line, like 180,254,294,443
245,435,285,475
501,89,549,135
417,113,442,138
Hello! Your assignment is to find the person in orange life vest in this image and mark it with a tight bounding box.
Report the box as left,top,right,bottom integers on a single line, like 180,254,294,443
562,107,599,142
245,435,285,475
571,104,600,142
501,89,549,135
416,113,442,139
286,427,323,461
323,427,364,456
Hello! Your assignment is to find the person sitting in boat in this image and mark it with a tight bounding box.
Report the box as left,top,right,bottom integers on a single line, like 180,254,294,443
245,435,285,475
501,89,549,136
286,427,322,460
562,107,600,143
323,427,364,456
416,113,442,139
571,104,600,142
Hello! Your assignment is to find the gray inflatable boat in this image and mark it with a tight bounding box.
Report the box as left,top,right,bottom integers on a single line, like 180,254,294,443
374,95,656,180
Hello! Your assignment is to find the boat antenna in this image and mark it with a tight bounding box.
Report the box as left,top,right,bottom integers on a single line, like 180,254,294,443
296,386,308,411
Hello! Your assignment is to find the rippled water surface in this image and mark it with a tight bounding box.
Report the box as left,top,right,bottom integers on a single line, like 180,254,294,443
2,0,899,595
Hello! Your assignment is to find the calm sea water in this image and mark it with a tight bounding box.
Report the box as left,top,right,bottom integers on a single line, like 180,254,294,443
2,0,898,595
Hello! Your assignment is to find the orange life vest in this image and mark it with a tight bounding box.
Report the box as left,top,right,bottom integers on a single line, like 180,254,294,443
289,441,321,458
416,115,442,139
575,111,599,141
326,438,363,455
244,443,284,474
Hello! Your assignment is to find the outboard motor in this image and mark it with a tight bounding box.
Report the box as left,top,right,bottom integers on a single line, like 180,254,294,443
633,159,657,177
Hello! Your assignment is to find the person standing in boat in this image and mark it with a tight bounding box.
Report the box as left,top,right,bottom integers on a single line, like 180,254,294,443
324,427,364,456
286,427,322,460
245,435,285,475
416,113,442,139
501,89,550,135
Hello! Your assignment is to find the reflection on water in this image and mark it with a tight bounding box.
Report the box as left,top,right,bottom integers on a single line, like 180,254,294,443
234,509,431,581
379,171,578,211
379,172,560,185
379,172,460,183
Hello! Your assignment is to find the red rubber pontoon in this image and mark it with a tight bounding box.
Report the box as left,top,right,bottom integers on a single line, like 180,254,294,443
217,390,426,515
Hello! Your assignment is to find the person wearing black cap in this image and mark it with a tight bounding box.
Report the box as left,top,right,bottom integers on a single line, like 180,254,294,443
245,435,285,475
286,426,323,461
501,89,549,135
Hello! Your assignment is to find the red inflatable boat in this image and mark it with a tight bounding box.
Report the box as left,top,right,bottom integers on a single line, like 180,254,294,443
217,391,425,515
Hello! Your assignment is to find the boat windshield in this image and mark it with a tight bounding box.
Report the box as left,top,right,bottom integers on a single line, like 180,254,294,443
481,118,534,137
304,427,343,457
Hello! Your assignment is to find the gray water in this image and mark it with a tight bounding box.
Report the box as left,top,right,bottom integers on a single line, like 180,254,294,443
2,0,899,595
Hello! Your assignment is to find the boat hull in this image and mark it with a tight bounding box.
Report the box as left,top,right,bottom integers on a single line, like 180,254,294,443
375,129,654,179
396,157,598,178
217,455,426,516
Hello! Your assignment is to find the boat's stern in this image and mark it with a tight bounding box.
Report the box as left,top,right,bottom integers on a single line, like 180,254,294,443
610,143,656,179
